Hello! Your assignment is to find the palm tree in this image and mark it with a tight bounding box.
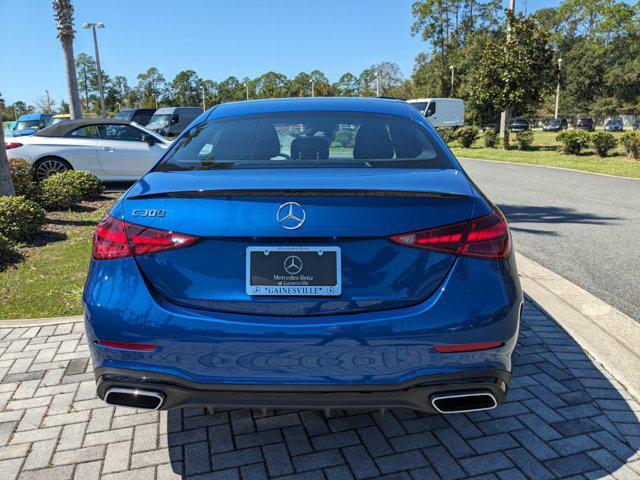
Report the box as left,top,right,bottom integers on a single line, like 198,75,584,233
0,127,15,196
53,0,83,120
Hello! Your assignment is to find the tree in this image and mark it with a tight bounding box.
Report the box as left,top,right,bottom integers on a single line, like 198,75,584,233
0,127,15,197
35,95,55,113
75,53,99,111
106,76,130,112
169,70,202,106
289,72,312,97
201,79,218,109
469,12,555,123
254,72,289,99
335,73,359,96
53,0,83,119
136,67,166,108
309,70,333,96
372,62,405,96
217,76,246,103
59,99,70,114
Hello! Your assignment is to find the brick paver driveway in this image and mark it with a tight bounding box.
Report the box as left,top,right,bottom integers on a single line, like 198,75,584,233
1,300,639,480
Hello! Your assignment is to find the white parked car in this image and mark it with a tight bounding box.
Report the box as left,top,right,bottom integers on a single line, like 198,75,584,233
5,119,170,181
406,98,464,128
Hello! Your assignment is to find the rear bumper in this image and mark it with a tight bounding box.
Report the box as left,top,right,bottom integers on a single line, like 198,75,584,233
95,366,510,412
84,250,522,397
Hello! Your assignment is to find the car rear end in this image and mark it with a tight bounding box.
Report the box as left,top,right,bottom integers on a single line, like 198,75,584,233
84,99,522,414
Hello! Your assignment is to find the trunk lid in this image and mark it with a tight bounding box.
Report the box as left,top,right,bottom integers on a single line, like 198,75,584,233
123,168,475,316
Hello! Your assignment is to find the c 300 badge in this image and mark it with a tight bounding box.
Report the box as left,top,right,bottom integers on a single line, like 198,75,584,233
131,209,166,218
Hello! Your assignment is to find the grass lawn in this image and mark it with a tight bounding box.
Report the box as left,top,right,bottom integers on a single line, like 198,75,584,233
0,194,117,320
450,130,640,179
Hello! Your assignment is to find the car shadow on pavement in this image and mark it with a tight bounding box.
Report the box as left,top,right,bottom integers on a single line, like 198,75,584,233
166,300,640,479
499,204,622,236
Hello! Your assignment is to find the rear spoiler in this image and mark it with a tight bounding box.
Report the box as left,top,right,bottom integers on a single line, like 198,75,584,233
127,189,470,200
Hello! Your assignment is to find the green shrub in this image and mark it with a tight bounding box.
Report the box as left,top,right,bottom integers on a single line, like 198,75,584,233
501,130,510,150
9,158,38,199
37,171,84,210
590,132,617,157
0,196,46,242
334,129,356,148
556,130,591,155
620,131,640,160
456,126,480,148
483,129,499,148
68,171,104,198
436,127,458,144
0,233,15,267
514,130,534,150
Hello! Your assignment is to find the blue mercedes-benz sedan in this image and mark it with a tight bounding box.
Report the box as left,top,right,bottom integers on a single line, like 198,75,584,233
84,97,522,414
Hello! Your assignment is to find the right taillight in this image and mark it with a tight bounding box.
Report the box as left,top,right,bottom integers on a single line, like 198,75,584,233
389,210,510,260
5,142,23,150
92,214,198,260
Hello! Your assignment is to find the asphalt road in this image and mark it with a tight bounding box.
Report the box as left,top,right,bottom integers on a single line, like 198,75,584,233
460,158,640,321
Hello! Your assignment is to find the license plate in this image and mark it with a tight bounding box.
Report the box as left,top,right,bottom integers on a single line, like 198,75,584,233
246,246,341,296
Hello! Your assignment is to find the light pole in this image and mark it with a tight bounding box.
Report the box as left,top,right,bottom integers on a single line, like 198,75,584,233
311,81,315,97
245,82,249,100
201,85,206,110
44,90,51,113
83,22,106,117
374,71,380,97
449,65,455,96
554,58,562,119
499,0,516,141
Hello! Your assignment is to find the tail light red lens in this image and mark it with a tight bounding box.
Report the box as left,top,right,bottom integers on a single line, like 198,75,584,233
390,210,510,260
434,341,504,353
92,214,198,260
5,142,23,150
97,340,157,351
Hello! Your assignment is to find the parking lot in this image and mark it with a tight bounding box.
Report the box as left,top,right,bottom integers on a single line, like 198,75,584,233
1,299,638,480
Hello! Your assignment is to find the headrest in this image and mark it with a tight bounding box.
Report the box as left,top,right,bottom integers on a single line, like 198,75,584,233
213,122,281,161
291,136,329,160
388,123,422,158
353,123,394,159
253,123,281,160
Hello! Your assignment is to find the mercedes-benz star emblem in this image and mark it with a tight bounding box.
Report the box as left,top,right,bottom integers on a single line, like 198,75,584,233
277,202,306,230
283,255,303,275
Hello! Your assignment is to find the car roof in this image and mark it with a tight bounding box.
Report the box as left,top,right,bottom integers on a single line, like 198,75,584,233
206,97,410,120
35,118,132,137
18,113,46,120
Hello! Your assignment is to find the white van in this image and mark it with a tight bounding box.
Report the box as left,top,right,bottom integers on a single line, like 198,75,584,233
406,98,464,128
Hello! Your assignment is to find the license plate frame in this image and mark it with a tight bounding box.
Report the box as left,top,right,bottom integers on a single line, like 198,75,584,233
246,246,341,297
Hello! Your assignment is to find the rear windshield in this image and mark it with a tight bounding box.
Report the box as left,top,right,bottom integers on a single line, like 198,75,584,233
115,111,134,121
408,102,429,113
155,111,452,171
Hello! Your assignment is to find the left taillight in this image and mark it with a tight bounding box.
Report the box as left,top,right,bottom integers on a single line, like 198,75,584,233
92,213,198,260
5,142,23,150
389,210,510,260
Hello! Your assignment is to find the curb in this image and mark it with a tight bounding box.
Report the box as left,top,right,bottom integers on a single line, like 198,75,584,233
0,315,83,328
459,156,640,182
516,252,640,402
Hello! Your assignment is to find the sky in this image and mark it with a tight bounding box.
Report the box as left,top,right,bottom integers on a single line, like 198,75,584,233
0,0,559,106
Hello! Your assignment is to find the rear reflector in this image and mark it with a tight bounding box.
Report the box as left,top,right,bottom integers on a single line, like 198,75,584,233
434,342,504,353
97,340,157,351
5,142,23,150
92,214,198,260
390,210,510,260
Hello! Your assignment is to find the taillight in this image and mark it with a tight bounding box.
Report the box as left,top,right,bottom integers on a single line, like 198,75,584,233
97,340,157,351
5,142,23,150
390,210,510,260
92,214,198,260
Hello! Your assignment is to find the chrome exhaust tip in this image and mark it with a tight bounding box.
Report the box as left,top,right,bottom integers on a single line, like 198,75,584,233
104,387,164,410
431,391,497,414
